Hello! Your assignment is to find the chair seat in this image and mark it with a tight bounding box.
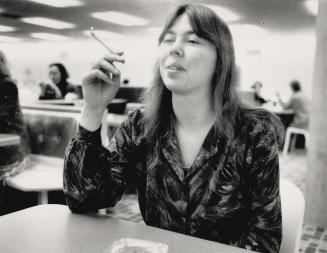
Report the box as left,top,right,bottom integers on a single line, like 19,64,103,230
287,127,308,135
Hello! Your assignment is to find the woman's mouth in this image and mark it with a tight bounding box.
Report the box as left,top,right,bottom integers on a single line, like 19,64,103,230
166,63,185,71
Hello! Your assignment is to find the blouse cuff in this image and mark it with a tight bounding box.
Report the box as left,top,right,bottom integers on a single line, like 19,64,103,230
75,124,102,145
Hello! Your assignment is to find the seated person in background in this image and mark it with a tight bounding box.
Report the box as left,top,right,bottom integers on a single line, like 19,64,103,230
277,80,310,129
64,4,284,252
0,50,30,214
39,63,79,100
251,81,268,105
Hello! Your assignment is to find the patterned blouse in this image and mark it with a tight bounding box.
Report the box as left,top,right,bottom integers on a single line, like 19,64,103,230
64,109,282,253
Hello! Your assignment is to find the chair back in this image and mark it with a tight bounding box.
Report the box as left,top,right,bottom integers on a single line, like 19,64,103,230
280,179,305,253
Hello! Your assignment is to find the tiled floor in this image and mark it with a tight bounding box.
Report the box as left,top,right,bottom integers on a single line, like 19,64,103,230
106,149,327,252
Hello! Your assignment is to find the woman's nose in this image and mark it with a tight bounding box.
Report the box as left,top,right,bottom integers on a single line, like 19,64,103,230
169,42,184,57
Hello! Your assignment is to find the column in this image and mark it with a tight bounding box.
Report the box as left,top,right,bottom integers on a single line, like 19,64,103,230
305,0,327,227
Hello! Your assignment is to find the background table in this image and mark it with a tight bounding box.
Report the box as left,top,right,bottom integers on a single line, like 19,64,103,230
5,155,63,204
0,134,20,147
0,205,251,253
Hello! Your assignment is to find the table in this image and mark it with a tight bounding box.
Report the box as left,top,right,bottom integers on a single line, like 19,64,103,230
5,155,63,204
0,205,250,253
0,134,20,147
21,101,82,113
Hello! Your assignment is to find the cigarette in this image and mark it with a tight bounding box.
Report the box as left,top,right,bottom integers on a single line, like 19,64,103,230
90,27,115,54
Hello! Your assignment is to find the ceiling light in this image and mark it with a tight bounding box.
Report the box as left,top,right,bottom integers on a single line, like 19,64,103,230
0,35,21,43
91,11,149,26
204,4,241,22
0,25,16,32
21,17,75,29
304,0,319,16
83,30,122,40
31,32,69,41
27,0,82,8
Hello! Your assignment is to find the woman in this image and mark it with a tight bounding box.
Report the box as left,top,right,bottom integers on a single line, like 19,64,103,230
64,4,284,252
0,50,29,214
39,63,79,100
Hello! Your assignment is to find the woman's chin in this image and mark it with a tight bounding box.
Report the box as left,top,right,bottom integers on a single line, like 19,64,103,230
164,82,190,95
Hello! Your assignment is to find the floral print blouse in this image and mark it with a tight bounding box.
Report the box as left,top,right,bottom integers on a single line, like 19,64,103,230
64,109,282,253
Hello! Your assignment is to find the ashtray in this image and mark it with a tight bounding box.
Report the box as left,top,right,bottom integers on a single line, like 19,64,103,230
104,238,169,253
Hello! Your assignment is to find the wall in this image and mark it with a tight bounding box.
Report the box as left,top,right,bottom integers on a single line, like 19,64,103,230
1,29,315,102
234,29,315,101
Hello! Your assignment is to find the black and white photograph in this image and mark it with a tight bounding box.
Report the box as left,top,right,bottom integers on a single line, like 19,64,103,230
0,0,326,252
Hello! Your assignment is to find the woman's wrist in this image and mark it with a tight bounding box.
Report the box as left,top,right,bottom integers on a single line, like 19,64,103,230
80,106,105,131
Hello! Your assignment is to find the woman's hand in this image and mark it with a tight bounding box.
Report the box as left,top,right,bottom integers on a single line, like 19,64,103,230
82,52,125,113
39,81,62,99
80,51,125,131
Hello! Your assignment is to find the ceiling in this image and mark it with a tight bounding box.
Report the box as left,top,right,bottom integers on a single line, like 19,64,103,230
0,0,317,42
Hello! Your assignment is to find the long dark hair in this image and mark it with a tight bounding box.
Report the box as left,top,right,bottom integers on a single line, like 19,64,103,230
49,63,69,83
141,4,284,159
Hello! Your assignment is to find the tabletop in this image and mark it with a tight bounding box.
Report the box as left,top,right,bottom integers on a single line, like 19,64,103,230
5,154,63,192
0,204,251,253
0,134,20,147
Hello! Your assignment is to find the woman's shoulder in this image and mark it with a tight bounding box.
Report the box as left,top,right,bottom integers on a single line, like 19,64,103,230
124,109,144,127
0,77,18,98
1,77,18,89
118,109,146,145
241,107,284,147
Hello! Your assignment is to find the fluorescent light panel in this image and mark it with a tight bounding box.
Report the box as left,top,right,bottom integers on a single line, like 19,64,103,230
205,4,241,22
91,11,149,26
31,32,69,41
21,17,75,29
304,0,319,16
0,35,21,42
28,0,83,8
0,25,16,32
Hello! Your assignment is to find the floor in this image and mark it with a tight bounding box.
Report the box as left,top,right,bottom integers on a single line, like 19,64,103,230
105,149,327,253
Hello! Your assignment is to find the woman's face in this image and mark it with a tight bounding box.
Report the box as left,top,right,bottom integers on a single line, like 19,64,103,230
49,65,61,85
158,14,217,96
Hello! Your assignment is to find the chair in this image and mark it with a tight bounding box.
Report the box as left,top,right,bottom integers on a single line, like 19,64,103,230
282,127,309,155
280,179,305,253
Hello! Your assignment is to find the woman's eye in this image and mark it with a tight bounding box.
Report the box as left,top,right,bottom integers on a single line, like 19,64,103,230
187,39,200,44
162,37,174,43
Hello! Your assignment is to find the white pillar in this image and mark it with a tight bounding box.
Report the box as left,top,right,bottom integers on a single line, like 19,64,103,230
305,0,327,227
